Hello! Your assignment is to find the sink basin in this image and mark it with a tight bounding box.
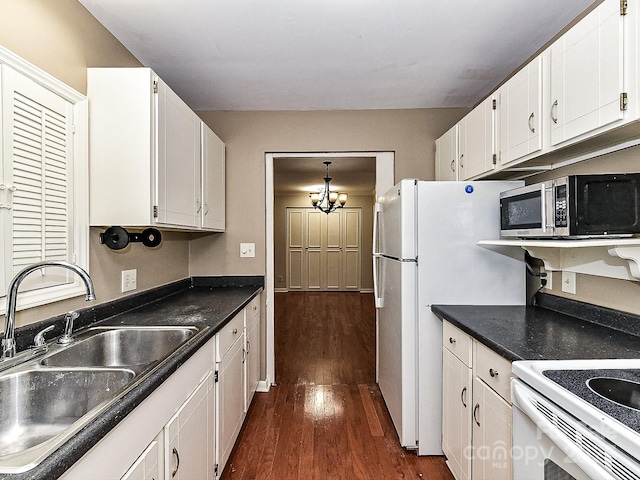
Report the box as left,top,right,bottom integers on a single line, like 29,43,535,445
0,368,134,457
41,326,197,369
587,377,640,411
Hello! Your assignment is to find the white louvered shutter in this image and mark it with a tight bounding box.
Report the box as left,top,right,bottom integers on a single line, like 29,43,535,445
2,65,75,294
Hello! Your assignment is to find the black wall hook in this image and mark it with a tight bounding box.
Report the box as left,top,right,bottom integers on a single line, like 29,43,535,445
100,226,162,250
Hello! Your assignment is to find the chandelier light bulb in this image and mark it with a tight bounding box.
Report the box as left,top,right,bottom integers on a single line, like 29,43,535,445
309,161,348,214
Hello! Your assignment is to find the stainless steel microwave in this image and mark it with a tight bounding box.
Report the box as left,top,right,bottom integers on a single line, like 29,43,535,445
499,174,640,238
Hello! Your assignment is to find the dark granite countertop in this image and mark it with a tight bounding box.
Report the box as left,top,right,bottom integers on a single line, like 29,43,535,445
431,293,640,362
1,276,263,480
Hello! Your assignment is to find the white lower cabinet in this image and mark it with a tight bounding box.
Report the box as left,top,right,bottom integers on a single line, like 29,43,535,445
245,296,261,410
164,372,215,480
216,325,246,475
442,348,472,480
471,377,512,480
121,437,160,480
442,321,513,480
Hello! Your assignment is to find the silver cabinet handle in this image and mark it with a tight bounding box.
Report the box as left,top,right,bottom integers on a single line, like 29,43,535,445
171,447,180,477
528,112,535,133
449,337,456,345
204,202,210,216
461,386,467,408
450,159,455,172
551,100,558,124
247,340,251,354
489,368,499,377
459,154,464,168
473,404,480,427
196,199,202,213
232,328,238,335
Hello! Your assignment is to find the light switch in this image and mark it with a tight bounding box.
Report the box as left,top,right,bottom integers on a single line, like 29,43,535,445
240,243,255,258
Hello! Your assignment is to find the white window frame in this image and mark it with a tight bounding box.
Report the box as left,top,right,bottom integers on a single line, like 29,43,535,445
0,46,89,315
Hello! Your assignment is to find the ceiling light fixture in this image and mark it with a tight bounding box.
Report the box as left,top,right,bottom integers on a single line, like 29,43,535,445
309,161,348,214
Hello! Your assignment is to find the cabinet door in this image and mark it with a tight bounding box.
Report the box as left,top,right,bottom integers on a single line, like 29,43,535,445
121,439,160,480
459,97,495,180
217,336,245,474
471,377,512,480
165,372,214,480
498,55,543,166
442,348,472,480
201,123,225,231
245,313,260,411
549,0,624,147
156,77,200,228
435,125,458,181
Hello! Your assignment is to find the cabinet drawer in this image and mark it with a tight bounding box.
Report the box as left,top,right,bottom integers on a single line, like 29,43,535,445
217,311,244,359
443,321,473,367
246,295,260,327
474,342,512,402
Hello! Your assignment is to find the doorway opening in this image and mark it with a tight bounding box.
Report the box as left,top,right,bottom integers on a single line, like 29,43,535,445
264,151,394,386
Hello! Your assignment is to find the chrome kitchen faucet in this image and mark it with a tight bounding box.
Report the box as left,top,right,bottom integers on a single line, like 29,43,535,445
1,261,96,360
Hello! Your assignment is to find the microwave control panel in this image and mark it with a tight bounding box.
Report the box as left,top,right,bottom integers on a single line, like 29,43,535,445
555,184,568,228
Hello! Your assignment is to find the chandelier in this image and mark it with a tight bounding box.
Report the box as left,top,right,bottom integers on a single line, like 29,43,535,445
309,161,348,214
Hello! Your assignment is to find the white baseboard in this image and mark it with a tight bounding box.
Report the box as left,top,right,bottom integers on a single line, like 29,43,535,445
256,380,271,392
360,288,373,294
274,288,288,293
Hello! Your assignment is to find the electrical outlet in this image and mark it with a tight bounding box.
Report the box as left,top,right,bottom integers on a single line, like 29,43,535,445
540,266,552,290
240,243,255,258
561,271,576,294
121,269,137,293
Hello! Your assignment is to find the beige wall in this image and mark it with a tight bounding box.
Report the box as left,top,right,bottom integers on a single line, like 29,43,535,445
190,109,467,278
1,0,192,328
526,145,640,315
273,194,375,291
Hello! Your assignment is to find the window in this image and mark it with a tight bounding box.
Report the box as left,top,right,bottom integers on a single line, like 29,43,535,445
0,46,89,314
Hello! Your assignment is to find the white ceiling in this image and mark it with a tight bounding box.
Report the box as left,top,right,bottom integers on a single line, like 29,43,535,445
78,0,598,112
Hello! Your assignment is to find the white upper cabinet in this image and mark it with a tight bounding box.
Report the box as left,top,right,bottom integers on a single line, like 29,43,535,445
87,68,224,231
435,124,458,181
497,55,544,166
156,77,200,228
201,123,225,231
435,0,639,180
458,95,495,180
549,0,624,147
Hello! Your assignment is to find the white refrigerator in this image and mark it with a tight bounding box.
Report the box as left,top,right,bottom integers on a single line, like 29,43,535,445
373,179,525,455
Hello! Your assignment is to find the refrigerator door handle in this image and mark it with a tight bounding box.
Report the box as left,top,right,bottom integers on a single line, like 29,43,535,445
372,202,382,256
373,253,383,308
373,202,384,308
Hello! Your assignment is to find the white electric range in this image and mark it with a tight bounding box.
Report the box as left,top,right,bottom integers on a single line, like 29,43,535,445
512,358,640,480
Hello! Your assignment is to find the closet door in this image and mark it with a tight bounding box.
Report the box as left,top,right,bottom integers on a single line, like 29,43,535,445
325,211,342,290
287,209,304,290
306,210,323,290
286,208,361,291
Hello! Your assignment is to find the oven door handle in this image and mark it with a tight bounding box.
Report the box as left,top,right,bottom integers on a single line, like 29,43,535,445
512,381,617,480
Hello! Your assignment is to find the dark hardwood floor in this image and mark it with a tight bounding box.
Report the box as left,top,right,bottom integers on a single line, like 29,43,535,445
221,292,454,480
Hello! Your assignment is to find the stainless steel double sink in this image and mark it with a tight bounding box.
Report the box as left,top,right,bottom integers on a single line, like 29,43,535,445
0,325,202,473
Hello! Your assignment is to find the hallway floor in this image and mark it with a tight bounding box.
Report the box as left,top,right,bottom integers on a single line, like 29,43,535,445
221,292,454,480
